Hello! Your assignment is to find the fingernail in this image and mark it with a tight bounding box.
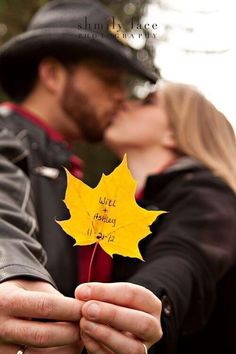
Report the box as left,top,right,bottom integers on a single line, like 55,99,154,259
78,285,91,300
87,302,99,319
83,320,97,332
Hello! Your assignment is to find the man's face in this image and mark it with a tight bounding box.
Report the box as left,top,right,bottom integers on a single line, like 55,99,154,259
59,60,126,142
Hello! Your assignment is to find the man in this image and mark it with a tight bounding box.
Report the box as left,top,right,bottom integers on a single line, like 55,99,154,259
0,1,162,354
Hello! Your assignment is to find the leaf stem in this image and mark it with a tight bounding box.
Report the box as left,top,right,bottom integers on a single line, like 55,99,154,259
88,242,99,282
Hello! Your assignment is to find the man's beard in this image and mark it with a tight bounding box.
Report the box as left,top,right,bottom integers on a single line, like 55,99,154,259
60,77,105,142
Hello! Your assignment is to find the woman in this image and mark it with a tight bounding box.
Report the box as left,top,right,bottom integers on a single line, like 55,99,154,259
104,82,236,354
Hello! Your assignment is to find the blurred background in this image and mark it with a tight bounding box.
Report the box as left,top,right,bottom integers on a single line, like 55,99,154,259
0,0,235,185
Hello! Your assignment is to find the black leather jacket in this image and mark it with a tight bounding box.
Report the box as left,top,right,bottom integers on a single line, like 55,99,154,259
0,105,78,295
0,106,236,353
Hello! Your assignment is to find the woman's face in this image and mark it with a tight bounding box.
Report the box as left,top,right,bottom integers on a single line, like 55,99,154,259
105,91,176,151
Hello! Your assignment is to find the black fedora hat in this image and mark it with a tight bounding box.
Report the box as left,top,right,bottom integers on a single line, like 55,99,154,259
0,0,157,99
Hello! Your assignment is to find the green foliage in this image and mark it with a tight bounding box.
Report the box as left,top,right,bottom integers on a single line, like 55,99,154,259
0,0,48,43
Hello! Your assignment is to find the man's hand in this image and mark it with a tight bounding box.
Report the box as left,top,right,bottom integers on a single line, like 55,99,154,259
76,282,163,354
0,279,83,353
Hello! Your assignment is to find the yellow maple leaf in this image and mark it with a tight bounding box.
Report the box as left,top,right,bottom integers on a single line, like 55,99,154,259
57,155,165,260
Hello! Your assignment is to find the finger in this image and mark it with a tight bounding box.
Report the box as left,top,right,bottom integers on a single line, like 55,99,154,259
82,301,161,342
81,332,113,354
80,318,147,354
0,343,83,354
30,342,84,353
0,343,20,354
2,318,80,347
75,282,161,315
5,289,82,321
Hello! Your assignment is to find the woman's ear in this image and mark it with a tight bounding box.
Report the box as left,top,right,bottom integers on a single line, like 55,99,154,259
163,130,177,149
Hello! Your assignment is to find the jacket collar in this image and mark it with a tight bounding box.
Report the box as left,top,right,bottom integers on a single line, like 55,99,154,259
165,156,203,174
0,102,84,176
1,102,67,144
144,157,205,200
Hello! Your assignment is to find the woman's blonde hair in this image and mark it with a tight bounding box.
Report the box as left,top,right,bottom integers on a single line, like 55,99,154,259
160,82,236,193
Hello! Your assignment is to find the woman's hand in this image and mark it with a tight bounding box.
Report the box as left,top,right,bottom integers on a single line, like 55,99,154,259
76,282,162,354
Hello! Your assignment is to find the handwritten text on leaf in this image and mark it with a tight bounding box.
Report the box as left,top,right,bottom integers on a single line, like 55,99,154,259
57,155,165,260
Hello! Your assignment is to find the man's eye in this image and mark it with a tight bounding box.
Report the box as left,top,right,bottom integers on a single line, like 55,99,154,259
143,97,153,105
143,94,156,105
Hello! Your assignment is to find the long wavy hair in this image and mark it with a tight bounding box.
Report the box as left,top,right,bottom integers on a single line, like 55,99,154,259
160,82,236,193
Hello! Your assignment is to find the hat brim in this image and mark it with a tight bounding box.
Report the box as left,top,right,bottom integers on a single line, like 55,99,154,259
0,28,157,97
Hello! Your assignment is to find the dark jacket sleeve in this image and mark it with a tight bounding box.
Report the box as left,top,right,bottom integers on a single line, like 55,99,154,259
0,127,55,285
129,176,236,351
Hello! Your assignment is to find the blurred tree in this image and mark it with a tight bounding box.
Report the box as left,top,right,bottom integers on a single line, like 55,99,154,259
0,0,159,186
0,0,48,43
